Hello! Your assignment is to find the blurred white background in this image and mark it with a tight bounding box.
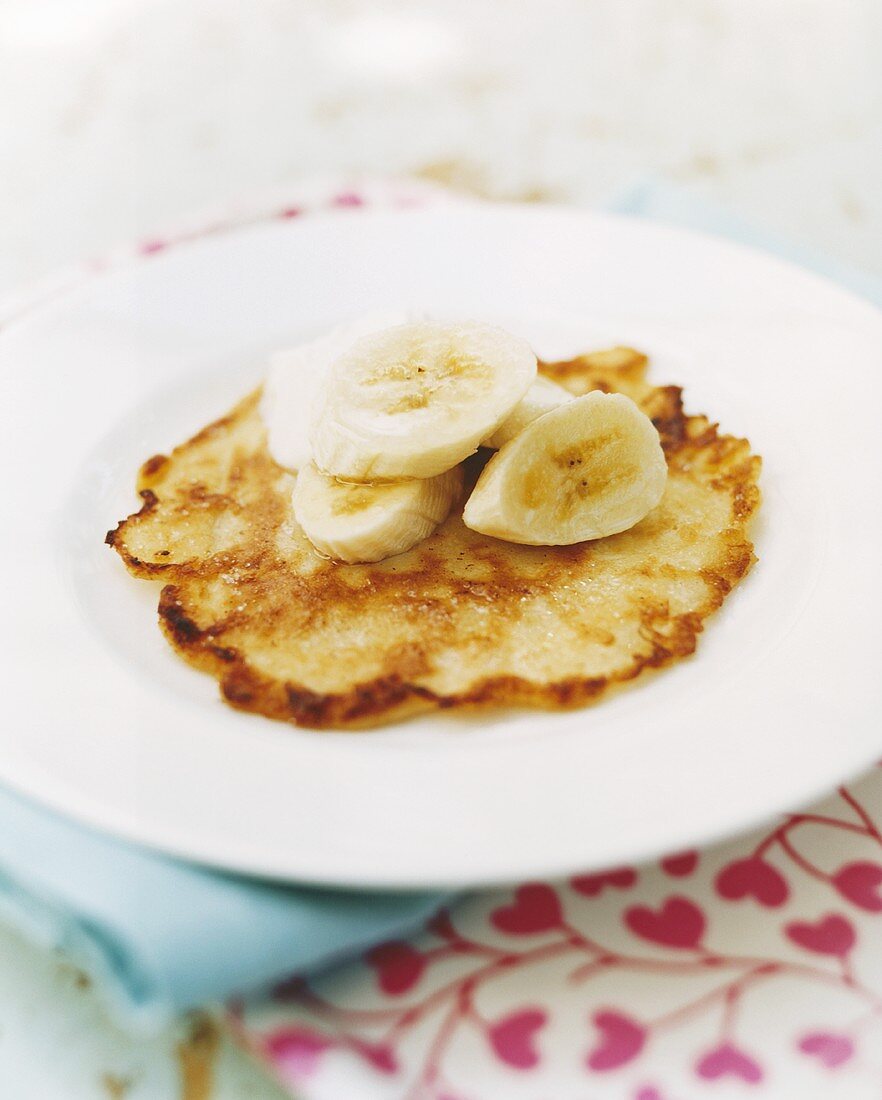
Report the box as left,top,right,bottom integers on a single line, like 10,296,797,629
0,0,880,1096
1,0,881,299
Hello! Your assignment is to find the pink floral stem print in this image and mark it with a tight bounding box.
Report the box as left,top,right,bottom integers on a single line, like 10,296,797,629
244,779,882,1098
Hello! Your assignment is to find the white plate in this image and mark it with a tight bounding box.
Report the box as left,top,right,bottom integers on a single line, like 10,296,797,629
1,205,881,888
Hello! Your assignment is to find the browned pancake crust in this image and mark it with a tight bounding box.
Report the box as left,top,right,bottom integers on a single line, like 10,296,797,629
107,348,761,729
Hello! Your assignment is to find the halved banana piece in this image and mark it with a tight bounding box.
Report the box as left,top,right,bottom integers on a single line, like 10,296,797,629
310,322,536,481
482,375,572,449
463,392,667,545
292,462,463,563
260,311,409,471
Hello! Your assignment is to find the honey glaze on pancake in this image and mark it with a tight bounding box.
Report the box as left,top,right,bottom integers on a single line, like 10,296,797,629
107,348,761,729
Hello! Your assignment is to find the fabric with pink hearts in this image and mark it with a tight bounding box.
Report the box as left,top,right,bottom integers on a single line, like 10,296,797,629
237,772,882,1099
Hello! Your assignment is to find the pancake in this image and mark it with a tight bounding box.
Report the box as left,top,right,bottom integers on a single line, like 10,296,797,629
107,348,761,729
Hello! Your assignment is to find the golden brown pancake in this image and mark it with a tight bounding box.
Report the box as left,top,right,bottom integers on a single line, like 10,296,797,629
107,348,761,729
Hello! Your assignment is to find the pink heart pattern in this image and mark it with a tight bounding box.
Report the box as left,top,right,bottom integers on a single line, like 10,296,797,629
263,1027,332,1080
426,908,459,940
487,1009,547,1069
785,914,856,958
716,858,789,907
365,941,427,995
586,1011,647,1071
798,1031,855,1068
625,896,706,949
571,867,637,896
832,861,882,912
660,851,699,877
491,884,563,935
696,1043,763,1084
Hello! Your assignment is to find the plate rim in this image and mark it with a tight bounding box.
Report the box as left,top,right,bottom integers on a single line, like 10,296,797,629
2,200,882,888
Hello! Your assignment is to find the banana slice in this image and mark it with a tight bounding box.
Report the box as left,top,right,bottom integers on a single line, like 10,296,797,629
482,375,572,449
463,391,667,545
260,311,410,471
292,461,463,563
311,322,536,480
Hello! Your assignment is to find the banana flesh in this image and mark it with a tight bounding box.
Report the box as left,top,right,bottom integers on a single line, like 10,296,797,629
268,318,666,563
463,391,667,545
260,312,408,471
310,321,536,480
482,375,571,449
292,462,462,563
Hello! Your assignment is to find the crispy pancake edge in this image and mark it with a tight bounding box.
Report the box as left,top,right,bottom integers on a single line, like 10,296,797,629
106,350,761,729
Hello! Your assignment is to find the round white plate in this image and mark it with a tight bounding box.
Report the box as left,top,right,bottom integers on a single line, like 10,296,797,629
2,205,881,888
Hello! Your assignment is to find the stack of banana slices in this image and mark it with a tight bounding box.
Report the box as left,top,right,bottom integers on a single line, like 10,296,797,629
265,320,667,563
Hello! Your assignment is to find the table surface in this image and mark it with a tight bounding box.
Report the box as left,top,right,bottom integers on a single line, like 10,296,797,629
1,0,880,1095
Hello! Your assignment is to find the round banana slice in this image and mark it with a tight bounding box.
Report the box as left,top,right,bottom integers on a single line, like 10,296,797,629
260,311,409,471
463,391,667,545
310,322,536,480
482,375,572,449
292,462,463,564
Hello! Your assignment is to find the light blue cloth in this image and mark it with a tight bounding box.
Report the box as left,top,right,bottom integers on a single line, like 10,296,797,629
0,787,443,1031
2,181,878,1033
